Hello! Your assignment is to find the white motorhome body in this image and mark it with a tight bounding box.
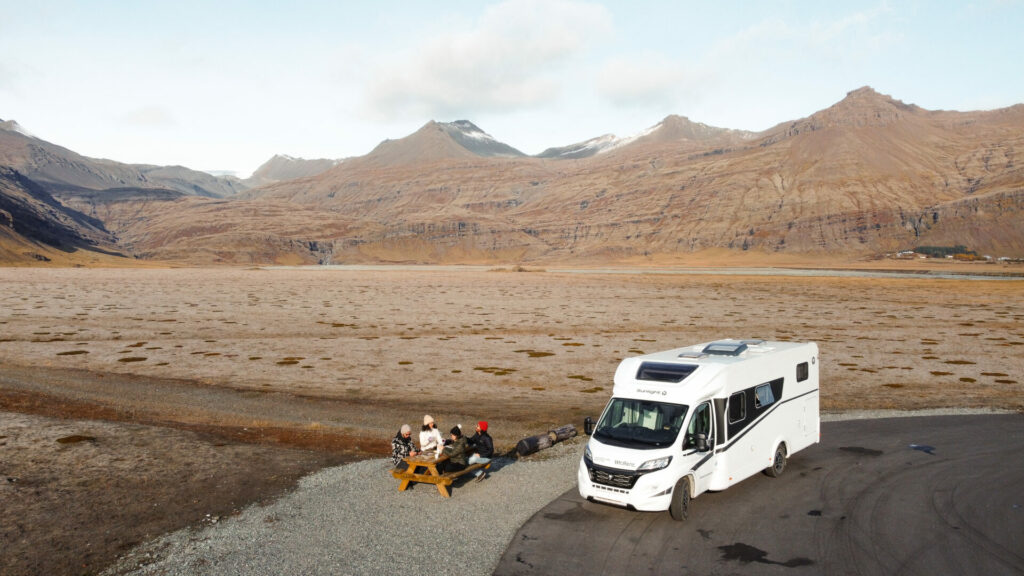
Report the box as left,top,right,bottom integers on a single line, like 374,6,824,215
578,339,819,520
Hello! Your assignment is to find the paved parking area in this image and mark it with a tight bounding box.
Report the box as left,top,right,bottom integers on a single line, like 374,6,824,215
496,414,1024,576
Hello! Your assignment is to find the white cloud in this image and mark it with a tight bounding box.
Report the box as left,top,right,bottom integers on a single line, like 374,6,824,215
117,106,176,128
592,6,901,130
0,62,15,92
595,53,696,109
364,0,613,120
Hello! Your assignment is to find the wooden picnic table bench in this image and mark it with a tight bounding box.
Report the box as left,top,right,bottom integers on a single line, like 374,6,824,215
391,453,491,498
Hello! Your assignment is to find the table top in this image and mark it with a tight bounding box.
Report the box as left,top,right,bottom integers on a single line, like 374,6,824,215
405,452,449,465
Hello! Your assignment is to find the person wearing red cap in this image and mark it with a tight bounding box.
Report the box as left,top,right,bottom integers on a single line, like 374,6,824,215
467,421,494,481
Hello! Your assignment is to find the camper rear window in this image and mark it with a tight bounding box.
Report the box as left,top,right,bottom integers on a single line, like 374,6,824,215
797,362,809,382
636,362,697,383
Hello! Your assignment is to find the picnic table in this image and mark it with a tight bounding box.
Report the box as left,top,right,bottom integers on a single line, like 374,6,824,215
391,452,490,498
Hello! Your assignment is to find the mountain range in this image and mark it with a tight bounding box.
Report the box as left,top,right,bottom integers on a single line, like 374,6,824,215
2,86,1022,265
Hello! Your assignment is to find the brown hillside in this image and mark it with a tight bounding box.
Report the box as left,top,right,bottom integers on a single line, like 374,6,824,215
17,88,1024,265
0,120,245,198
0,166,128,265
244,155,340,188
364,121,482,166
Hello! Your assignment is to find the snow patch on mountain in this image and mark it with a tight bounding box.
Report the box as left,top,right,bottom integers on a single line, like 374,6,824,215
0,119,38,139
538,123,659,159
438,120,525,158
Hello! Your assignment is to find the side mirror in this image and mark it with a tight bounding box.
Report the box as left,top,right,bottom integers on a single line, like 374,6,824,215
696,433,709,452
584,416,594,436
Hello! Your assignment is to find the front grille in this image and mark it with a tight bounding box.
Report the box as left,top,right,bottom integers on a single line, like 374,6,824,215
586,458,644,489
591,468,638,489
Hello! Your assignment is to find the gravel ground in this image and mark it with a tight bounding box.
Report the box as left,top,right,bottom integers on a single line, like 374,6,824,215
101,408,1018,576
102,438,587,576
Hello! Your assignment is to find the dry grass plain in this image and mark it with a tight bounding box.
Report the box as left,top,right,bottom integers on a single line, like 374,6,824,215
1,265,1023,575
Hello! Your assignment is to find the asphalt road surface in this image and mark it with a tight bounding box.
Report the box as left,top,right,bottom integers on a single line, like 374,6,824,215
495,414,1024,576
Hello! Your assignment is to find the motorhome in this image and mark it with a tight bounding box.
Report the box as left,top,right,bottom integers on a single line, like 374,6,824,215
578,339,819,520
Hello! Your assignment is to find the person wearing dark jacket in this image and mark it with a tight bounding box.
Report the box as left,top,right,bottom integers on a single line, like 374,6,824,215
467,421,494,481
391,424,419,469
440,425,468,474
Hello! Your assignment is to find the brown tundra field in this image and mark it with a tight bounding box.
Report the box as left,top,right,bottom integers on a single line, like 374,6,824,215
1,265,1022,575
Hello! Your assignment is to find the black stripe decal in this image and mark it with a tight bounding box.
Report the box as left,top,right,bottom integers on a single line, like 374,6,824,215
715,388,819,455
691,450,716,473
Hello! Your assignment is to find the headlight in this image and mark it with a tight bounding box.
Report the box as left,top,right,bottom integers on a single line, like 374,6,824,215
584,444,592,462
637,455,672,471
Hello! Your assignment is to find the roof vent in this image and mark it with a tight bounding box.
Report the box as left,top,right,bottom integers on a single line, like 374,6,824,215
636,362,697,383
702,341,748,356
741,339,766,346
678,350,706,359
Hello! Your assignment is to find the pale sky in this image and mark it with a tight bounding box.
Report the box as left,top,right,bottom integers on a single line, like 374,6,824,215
1,0,1021,177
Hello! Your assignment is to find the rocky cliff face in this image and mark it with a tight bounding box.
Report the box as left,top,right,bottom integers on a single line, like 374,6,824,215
0,166,118,262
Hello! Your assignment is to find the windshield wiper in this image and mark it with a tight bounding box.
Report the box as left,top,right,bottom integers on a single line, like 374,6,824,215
594,428,623,441
595,429,667,448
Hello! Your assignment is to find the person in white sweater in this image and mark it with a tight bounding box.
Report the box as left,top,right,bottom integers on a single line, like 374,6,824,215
419,414,444,453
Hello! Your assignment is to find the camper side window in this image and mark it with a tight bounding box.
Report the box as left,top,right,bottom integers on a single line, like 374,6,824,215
754,384,775,409
797,362,809,382
728,391,746,423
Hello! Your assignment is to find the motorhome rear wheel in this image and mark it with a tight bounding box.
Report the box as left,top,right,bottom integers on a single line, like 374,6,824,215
765,443,788,478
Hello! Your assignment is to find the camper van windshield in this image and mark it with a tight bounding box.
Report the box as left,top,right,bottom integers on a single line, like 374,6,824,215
593,398,688,449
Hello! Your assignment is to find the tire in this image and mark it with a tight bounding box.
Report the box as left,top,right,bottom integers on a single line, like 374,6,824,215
669,477,691,521
765,443,787,477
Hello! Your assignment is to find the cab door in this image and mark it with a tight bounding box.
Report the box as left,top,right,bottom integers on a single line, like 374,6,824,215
682,401,716,494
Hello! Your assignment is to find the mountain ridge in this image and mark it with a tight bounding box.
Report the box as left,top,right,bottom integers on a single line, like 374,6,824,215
244,154,342,188
4,87,1023,265
0,120,247,199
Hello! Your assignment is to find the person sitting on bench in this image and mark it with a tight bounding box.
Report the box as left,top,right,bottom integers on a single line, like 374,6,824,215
439,425,468,474
391,424,419,469
419,415,444,454
467,421,494,482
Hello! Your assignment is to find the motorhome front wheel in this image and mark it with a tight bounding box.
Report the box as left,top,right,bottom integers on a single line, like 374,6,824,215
669,477,691,521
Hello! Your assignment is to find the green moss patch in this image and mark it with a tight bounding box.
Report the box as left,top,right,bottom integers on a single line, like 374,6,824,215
514,349,555,358
57,435,96,444
474,366,517,376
